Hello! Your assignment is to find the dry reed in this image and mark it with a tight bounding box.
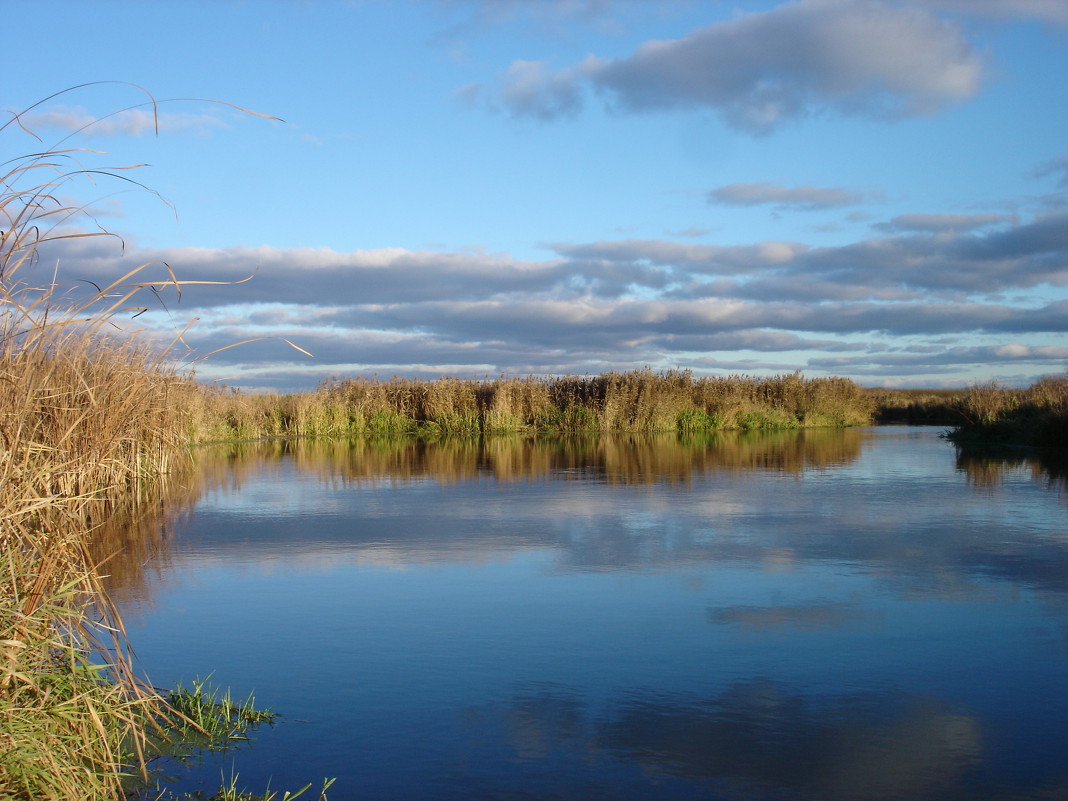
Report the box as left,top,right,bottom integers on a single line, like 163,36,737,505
0,85,295,801
947,375,1068,448
202,369,876,440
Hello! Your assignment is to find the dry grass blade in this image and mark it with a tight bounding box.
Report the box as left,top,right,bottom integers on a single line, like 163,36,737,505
198,336,315,360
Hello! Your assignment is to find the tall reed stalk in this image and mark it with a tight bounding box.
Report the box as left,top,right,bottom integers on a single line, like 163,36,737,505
0,85,291,800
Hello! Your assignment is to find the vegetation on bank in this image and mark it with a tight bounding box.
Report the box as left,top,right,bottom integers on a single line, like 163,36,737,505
865,387,973,425
3,82,1064,801
198,370,877,440
943,375,1068,449
0,87,328,801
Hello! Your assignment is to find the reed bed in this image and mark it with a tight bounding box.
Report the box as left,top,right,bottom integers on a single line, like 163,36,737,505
0,323,200,799
946,375,1068,448
1,86,322,801
864,387,971,425
197,370,876,440
2,95,192,797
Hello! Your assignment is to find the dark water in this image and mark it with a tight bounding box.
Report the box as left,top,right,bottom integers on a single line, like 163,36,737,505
115,427,1068,801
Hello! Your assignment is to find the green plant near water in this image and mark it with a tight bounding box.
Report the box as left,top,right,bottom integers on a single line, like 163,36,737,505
165,677,277,746
0,85,327,801
126,679,336,801
149,772,336,801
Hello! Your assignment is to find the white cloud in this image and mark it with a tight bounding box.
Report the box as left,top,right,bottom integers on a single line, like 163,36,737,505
913,0,1068,25
488,0,984,131
878,213,1012,232
498,59,586,119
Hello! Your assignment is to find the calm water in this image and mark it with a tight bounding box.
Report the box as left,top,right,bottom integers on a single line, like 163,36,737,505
115,427,1068,801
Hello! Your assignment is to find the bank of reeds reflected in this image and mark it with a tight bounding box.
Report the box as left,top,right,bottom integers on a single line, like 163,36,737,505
193,428,870,488
955,445,1068,494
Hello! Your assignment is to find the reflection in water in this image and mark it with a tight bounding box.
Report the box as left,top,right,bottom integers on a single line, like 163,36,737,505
709,602,872,632
99,429,868,601
596,682,981,801
88,468,200,607
467,680,983,801
956,446,1068,495
197,427,868,486
112,428,1068,801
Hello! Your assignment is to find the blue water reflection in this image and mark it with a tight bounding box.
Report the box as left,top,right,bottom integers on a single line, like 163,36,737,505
117,428,1068,800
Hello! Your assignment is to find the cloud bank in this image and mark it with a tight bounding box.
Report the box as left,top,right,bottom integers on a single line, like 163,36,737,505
32,206,1068,390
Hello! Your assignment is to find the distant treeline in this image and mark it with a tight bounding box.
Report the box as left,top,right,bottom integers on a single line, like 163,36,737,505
865,387,973,425
195,370,877,440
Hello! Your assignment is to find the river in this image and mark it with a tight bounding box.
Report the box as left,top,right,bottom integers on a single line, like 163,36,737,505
111,426,1068,800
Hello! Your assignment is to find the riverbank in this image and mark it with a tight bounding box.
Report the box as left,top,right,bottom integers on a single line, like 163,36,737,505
0,321,194,798
0,101,316,799
0,361,875,799
197,370,877,440
942,376,1068,449
4,329,1062,799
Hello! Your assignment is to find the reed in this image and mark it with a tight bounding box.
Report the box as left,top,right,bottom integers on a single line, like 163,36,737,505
946,375,1068,448
865,387,971,425
0,322,200,799
0,86,316,801
204,370,877,440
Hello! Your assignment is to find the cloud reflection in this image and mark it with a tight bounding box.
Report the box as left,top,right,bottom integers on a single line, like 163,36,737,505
466,679,984,801
110,431,1068,609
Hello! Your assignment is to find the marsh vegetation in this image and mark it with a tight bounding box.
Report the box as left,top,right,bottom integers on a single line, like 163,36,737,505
3,85,1065,800
200,370,876,440
944,375,1068,448
0,86,324,801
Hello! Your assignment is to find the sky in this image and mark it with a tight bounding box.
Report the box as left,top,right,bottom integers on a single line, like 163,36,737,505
5,0,1068,391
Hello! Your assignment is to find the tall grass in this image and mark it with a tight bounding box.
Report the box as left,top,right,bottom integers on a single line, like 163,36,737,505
865,387,971,425
946,375,1068,448
198,369,876,440
0,86,316,801
0,318,188,797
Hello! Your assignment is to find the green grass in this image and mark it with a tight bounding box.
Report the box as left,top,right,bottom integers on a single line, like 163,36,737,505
164,677,276,747
145,773,336,801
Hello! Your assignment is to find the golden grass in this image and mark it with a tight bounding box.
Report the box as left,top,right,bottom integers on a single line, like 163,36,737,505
0,328,201,798
0,85,296,801
202,369,876,440
946,375,1068,448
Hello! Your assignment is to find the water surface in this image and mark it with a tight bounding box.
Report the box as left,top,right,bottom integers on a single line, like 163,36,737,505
116,428,1068,800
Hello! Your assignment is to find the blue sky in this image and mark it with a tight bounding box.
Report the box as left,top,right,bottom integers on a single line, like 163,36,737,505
6,0,1068,390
